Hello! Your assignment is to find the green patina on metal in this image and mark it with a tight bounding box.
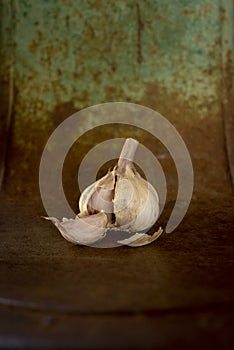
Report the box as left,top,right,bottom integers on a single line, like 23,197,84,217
10,1,222,113
0,0,233,198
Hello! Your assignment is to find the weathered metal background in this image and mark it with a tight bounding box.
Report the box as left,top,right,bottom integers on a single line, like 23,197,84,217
0,0,233,203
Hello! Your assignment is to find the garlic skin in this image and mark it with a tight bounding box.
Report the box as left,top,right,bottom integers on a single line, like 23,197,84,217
117,227,163,247
44,138,162,247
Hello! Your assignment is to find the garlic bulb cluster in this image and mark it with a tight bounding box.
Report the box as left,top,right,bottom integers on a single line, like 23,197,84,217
45,138,163,247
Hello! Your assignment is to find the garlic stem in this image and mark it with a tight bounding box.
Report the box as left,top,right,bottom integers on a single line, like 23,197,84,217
117,138,139,173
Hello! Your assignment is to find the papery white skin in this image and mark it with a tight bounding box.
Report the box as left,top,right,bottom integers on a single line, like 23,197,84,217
117,227,163,247
44,211,108,245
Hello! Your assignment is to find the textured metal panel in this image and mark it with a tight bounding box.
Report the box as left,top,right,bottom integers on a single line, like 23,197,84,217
221,0,234,187
0,0,15,188
0,0,233,200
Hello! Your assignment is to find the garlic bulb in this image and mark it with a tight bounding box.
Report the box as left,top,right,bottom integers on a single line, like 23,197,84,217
44,138,163,247
79,138,160,233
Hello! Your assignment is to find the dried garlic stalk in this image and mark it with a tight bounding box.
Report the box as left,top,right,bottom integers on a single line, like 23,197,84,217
45,138,163,247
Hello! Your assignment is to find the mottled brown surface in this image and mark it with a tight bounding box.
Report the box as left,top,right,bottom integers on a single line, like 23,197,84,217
0,193,234,348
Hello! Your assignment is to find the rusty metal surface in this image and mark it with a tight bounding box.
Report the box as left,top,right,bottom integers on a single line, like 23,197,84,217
1,193,233,313
0,0,233,201
221,0,234,188
1,307,234,349
0,1,14,188
0,193,234,349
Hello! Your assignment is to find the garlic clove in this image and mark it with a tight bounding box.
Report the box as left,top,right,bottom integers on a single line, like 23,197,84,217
117,227,163,247
130,180,160,232
88,187,114,217
79,171,115,218
113,164,159,232
43,211,108,245
113,138,160,232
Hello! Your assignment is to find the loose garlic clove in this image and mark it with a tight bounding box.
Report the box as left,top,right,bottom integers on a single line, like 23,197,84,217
43,211,108,245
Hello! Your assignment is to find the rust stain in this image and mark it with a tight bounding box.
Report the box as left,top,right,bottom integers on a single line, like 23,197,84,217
220,6,228,24
183,9,196,15
183,3,213,17
52,101,78,126
222,49,234,189
136,3,143,64
223,50,233,95
200,4,213,17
